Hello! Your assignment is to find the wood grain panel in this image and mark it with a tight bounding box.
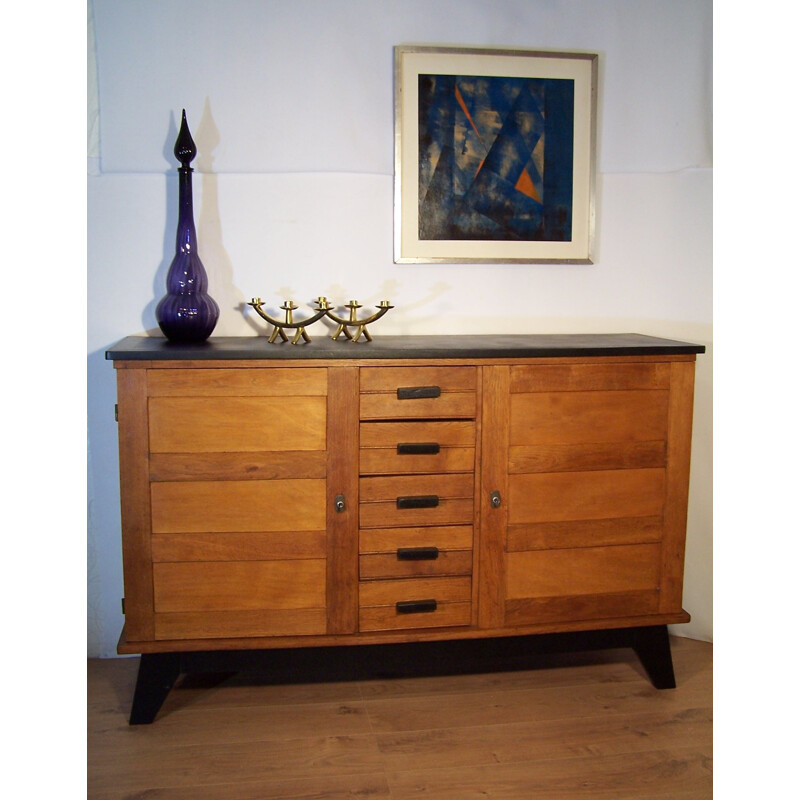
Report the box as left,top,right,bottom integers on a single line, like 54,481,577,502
660,360,696,613
360,366,477,393
508,468,665,524
359,576,472,606
149,451,327,482
360,420,476,447
115,367,156,641
151,530,327,562
360,393,476,420
147,367,327,396
360,526,474,553
153,560,326,612
326,366,360,635
508,441,666,474
504,590,661,626
154,608,327,639
506,544,661,600
149,396,326,452
359,602,472,632
477,365,510,630
360,473,473,502
150,479,326,533
360,499,475,529
506,516,663,552
510,391,669,445
510,362,670,393
360,550,473,579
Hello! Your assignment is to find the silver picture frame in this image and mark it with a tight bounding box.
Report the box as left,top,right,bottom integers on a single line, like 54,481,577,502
394,45,598,264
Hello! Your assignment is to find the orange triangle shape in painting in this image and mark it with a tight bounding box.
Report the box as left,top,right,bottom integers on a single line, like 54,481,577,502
515,168,541,203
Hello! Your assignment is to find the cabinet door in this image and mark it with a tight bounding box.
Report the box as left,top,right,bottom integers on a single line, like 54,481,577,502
117,364,358,643
478,360,695,630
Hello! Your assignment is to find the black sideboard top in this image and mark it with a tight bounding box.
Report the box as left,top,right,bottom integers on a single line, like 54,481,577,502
106,333,705,361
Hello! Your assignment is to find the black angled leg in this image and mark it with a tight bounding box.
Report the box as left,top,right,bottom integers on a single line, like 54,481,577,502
631,625,677,689
129,653,182,724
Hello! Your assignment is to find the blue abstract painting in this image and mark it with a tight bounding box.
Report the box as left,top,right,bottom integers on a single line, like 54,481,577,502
418,74,574,242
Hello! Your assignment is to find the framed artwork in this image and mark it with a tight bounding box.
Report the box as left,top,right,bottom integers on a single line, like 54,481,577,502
394,46,598,264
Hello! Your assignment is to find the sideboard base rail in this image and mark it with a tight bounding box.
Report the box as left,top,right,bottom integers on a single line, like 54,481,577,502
128,624,679,725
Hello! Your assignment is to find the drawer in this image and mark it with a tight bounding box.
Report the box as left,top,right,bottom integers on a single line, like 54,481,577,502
359,576,472,632
360,420,476,475
359,474,474,528
359,525,473,579
360,366,477,420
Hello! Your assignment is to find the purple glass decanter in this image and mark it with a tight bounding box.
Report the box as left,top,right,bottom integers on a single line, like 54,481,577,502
155,110,219,342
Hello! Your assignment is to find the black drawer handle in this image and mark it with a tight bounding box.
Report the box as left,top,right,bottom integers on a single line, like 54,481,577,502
396,599,438,614
397,386,441,400
397,547,440,561
397,442,441,455
396,495,439,509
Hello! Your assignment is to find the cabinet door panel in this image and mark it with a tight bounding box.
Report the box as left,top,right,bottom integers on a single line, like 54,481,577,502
510,363,670,393
153,560,326,612
155,609,327,640
510,391,668,445
506,516,663,551
149,451,327,482
151,479,326,533
504,591,660,626
506,544,661,599
151,530,327,562
509,469,665,524
508,441,666,474
147,367,327,396
149,396,326,452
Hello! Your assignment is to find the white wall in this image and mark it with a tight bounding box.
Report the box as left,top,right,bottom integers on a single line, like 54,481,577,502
88,0,713,656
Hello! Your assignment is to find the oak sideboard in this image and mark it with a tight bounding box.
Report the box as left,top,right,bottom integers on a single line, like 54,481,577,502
106,333,705,723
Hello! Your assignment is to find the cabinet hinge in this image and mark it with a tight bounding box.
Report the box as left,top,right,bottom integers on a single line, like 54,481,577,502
114,404,119,422
121,598,125,615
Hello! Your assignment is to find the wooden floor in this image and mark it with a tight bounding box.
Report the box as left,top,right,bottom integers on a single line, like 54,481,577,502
88,635,712,799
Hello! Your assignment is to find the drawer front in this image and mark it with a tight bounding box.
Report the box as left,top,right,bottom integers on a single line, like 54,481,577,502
360,366,477,420
360,420,476,475
360,474,474,528
359,576,472,632
359,525,473,579
360,550,472,579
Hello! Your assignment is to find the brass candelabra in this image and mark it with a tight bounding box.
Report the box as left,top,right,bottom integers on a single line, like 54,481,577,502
248,297,393,344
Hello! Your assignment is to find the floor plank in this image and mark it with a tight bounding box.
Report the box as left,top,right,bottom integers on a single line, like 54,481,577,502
385,747,712,799
88,635,711,800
